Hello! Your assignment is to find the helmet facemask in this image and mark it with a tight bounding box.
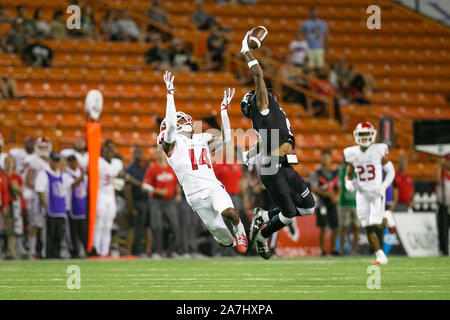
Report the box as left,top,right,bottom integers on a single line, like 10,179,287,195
354,127,376,147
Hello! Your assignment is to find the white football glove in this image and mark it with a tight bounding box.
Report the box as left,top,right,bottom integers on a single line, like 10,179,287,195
221,88,235,111
242,150,250,166
345,179,356,193
241,31,250,54
163,70,175,94
375,185,386,198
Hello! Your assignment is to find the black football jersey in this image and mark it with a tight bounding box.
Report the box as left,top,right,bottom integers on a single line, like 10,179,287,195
250,93,295,155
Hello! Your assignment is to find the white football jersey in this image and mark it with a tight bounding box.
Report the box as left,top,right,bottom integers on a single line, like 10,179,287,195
98,157,122,197
161,133,222,197
61,148,89,170
8,148,28,175
344,143,388,193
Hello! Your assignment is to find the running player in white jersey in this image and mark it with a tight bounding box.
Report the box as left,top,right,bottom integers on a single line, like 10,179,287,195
157,71,248,254
24,137,52,258
343,122,395,265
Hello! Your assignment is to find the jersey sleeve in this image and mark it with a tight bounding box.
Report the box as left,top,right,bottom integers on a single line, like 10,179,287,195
112,158,123,176
34,170,48,193
343,147,355,165
377,143,389,158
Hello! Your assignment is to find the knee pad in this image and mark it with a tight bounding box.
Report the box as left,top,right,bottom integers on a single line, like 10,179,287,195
297,207,315,217
279,213,295,225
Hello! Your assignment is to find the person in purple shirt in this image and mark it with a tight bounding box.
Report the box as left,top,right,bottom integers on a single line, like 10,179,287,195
63,155,88,258
36,152,66,259
300,6,330,69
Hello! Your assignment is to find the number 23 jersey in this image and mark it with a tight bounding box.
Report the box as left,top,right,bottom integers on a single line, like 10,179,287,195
343,143,388,193
160,133,222,197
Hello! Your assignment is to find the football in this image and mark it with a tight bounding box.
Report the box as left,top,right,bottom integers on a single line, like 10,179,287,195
247,25,268,50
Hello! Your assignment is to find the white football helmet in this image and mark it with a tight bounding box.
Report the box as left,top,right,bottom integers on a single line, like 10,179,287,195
84,89,103,120
160,111,193,134
353,122,377,147
35,136,52,158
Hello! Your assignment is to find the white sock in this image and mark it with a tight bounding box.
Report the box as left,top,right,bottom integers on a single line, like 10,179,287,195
376,249,386,259
233,221,245,235
102,228,111,256
28,235,36,255
262,210,269,223
256,230,267,242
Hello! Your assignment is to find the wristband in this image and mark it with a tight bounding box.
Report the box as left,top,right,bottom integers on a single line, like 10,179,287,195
167,89,174,95
248,60,259,68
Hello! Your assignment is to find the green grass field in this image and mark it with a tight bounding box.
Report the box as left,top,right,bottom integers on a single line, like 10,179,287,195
0,256,449,300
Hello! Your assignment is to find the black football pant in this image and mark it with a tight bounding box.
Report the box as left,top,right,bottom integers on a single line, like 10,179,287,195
259,159,315,238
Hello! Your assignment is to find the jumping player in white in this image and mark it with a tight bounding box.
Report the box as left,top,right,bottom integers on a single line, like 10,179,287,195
157,71,248,254
344,122,395,265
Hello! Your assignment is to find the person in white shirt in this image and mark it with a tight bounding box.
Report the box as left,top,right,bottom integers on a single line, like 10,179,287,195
25,137,52,258
116,9,141,41
289,30,309,67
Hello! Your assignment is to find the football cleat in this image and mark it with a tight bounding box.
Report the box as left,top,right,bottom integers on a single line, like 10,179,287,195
249,208,266,243
235,232,248,255
255,237,272,260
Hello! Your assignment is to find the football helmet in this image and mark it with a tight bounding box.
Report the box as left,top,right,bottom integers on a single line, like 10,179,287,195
353,122,377,147
160,111,193,134
35,136,52,158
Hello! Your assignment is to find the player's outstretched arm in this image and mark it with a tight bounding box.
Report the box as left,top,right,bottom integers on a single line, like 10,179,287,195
241,32,268,112
209,88,235,153
161,70,176,155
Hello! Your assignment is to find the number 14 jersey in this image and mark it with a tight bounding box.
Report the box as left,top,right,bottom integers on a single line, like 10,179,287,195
161,133,222,197
343,143,388,194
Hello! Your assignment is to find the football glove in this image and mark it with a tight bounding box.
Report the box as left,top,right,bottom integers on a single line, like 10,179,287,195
163,70,175,94
221,88,235,111
241,31,250,54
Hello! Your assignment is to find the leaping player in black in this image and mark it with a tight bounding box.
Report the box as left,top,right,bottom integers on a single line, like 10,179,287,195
240,30,316,259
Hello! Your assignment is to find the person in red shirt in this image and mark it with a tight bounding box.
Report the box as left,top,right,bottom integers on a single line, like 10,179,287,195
144,150,181,259
4,155,24,259
393,156,414,212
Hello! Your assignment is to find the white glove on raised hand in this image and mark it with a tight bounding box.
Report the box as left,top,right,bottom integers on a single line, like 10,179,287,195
241,31,250,54
163,70,175,94
221,88,235,111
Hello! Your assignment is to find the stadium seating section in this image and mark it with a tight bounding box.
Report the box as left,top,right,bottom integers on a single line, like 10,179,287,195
0,0,448,179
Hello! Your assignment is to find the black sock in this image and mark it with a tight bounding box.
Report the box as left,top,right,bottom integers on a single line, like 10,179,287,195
261,214,286,238
268,208,280,220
